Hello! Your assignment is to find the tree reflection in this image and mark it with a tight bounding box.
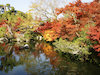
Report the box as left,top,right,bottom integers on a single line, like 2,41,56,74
0,42,100,75
0,54,17,73
0,42,30,73
33,42,72,74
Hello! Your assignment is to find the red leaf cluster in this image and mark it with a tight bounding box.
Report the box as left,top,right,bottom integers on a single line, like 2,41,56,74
87,26,100,52
37,22,52,33
55,0,100,28
37,18,78,40
0,20,7,27
13,17,22,30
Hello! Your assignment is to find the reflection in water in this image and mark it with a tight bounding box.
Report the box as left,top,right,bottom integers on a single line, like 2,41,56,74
0,42,100,75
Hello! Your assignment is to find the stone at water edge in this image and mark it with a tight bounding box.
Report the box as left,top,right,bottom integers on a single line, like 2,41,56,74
36,36,43,40
24,44,29,49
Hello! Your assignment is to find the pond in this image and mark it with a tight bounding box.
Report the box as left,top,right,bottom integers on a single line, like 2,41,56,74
0,41,100,75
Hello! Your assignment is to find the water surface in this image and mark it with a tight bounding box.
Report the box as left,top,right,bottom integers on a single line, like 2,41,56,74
0,41,100,75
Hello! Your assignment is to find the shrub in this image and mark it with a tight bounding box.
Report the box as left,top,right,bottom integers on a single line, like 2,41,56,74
53,38,91,56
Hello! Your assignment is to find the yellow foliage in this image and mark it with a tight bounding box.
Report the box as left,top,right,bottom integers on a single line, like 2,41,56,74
43,43,53,51
43,30,59,41
42,43,57,57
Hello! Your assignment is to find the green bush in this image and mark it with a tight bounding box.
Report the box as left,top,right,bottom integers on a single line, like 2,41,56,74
0,27,6,38
53,38,91,56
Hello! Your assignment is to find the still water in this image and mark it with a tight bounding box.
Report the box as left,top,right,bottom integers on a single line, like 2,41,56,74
0,41,100,75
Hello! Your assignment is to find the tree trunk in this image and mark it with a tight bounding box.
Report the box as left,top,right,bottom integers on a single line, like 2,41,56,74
6,24,14,37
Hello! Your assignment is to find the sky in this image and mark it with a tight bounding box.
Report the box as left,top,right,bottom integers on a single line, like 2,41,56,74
0,0,33,12
0,0,93,13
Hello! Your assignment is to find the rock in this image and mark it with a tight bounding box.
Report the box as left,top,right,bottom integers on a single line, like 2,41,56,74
24,44,29,49
0,38,4,41
36,36,42,40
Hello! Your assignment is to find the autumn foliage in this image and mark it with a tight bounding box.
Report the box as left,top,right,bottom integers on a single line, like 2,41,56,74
36,0,100,55
13,17,23,31
0,17,22,31
37,18,79,41
37,0,99,41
